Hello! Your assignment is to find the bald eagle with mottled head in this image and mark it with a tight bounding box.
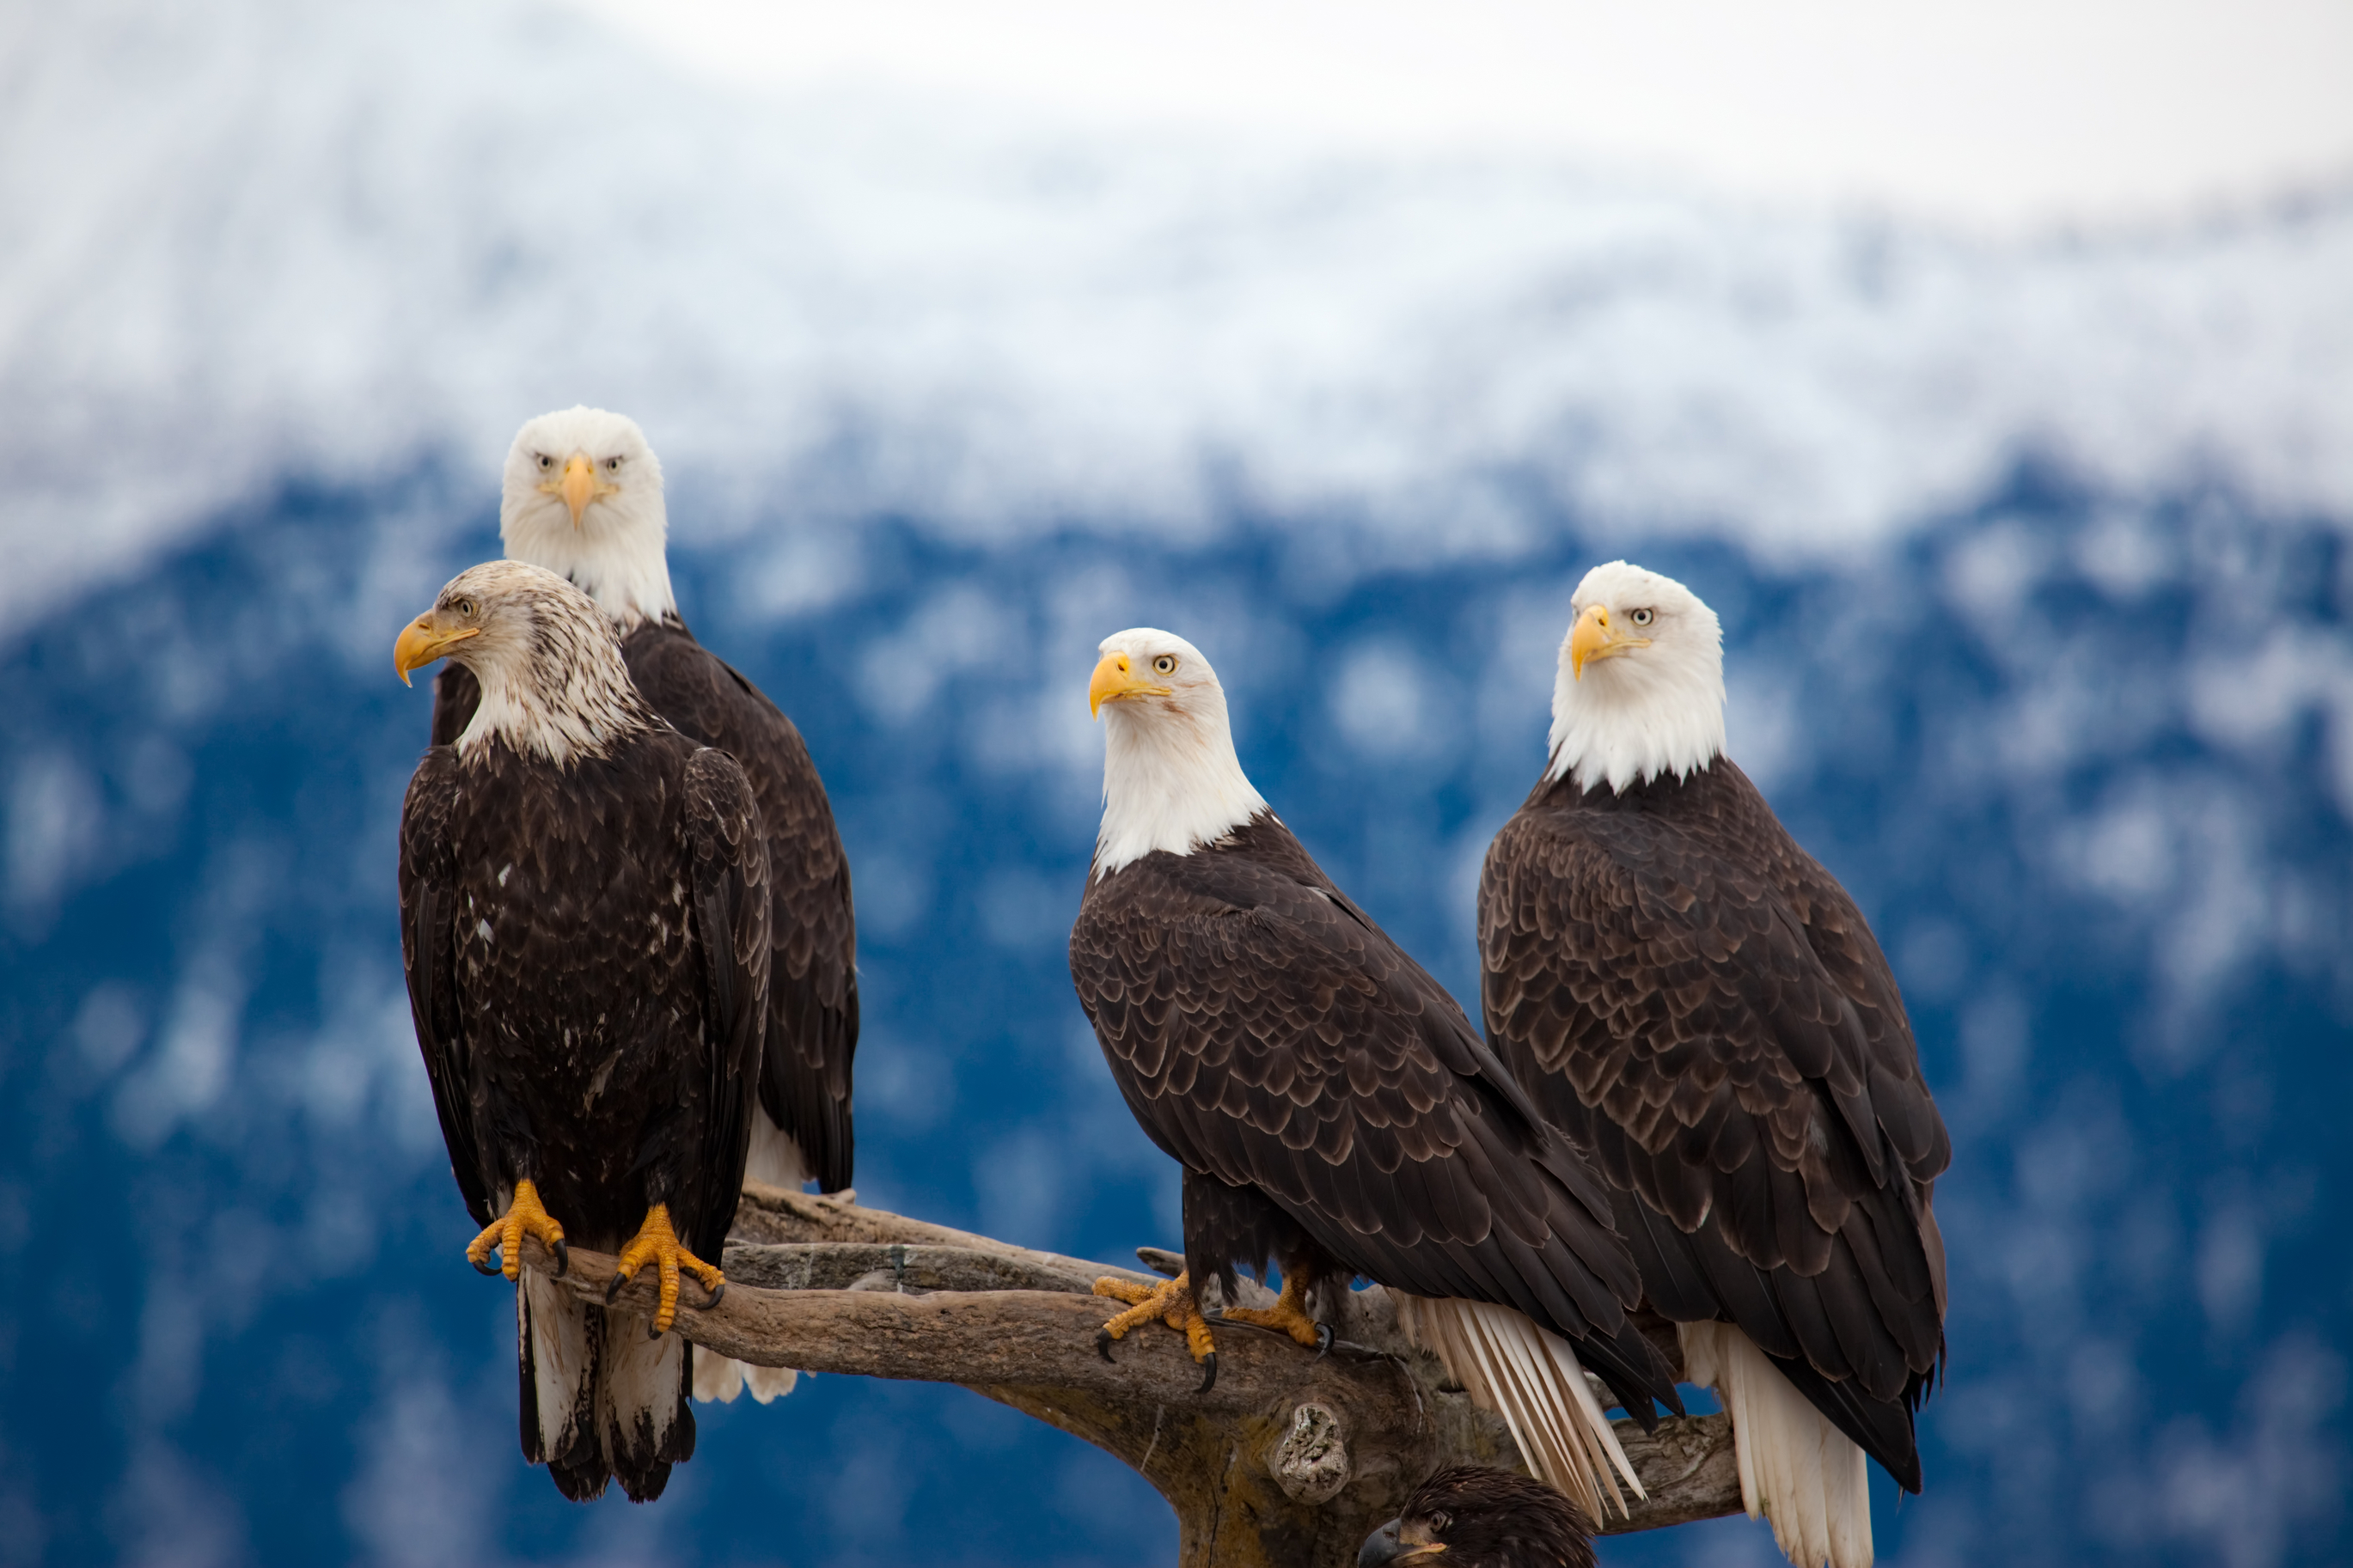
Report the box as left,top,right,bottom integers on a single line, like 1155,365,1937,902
396,560,767,1502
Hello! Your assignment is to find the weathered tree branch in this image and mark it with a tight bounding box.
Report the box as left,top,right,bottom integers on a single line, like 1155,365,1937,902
521,1183,1740,1566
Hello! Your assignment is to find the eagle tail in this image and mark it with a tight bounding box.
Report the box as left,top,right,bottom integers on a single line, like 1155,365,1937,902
688,1111,805,1406
744,1106,812,1189
1397,1294,1644,1522
691,1351,800,1405
518,1270,608,1502
600,1309,695,1502
1680,1321,1873,1568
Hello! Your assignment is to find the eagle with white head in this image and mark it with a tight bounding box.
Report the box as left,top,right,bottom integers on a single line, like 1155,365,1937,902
1068,627,1684,1523
1482,562,1952,1568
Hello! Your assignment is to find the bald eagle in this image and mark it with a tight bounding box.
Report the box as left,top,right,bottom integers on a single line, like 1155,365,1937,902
396,561,768,1502
433,408,857,1406
1359,1467,1595,1568
1069,629,1682,1522
1477,562,1951,1568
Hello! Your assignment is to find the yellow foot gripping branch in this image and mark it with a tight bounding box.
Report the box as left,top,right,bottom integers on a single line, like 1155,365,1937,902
466,1178,568,1280
607,1203,724,1336
1218,1272,1335,1355
1094,1270,1220,1393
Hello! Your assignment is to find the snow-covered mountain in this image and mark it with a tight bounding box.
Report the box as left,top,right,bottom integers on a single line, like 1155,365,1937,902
2,3,2348,1565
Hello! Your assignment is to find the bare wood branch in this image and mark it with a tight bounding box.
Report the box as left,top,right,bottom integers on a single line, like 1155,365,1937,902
512,1184,1742,1567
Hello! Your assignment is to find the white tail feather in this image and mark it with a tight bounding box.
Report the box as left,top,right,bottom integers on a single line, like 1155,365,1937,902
744,1109,812,1191
601,1308,688,1471
1680,1321,1873,1568
692,1350,744,1403
692,1351,799,1404
692,1111,808,1405
742,1364,798,1402
520,1266,596,1462
1396,1294,1644,1522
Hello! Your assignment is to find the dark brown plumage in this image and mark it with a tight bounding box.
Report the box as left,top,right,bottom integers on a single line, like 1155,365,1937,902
1360,1467,1596,1568
1072,810,1681,1420
399,564,769,1502
1480,756,1950,1490
435,613,856,1191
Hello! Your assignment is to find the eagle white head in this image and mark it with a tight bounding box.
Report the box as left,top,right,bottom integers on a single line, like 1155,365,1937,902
1086,628,1270,878
1547,561,1727,795
394,559,655,767
499,406,677,630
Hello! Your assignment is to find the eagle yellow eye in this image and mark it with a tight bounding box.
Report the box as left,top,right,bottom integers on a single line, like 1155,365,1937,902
452,596,477,619
607,456,622,472
536,454,553,470
1630,607,1654,626
1153,655,1176,674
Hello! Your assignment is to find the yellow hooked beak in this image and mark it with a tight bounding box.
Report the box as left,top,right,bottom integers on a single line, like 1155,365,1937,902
538,452,620,527
1568,602,1649,679
393,608,481,687
1089,650,1170,717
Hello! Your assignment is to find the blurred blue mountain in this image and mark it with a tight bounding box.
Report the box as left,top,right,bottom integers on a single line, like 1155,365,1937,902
1,451,2346,1565
5,4,2353,1561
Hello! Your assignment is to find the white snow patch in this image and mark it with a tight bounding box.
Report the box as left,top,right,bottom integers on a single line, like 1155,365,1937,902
6,1,2353,638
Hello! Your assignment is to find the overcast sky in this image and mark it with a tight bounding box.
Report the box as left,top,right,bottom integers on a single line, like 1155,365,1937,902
562,0,2353,232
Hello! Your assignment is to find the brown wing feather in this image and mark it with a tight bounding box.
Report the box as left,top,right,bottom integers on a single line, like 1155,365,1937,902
679,746,771,1261
1479,758,1948,1487
1073,815,1679,1417
397,745,491,1227
624,623,856,1193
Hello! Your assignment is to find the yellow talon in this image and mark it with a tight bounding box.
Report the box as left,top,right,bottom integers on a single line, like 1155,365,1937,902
1221,1272,1329,1349
606,1203,724,1335
1095,1271,1219,1389
465,1178,568,1281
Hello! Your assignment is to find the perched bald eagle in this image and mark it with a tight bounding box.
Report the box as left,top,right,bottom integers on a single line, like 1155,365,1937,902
396,561,768,1502
1359,1467,1594,1568
1478,562,1951,1568
1070,629,1682,1522
433,407,857,1406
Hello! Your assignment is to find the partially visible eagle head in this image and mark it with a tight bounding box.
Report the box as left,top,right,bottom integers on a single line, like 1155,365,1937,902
1359,1466,1596,1568
499,406,675,630
1085,626,1268,879
1548,560,1728,796
395,559,654,766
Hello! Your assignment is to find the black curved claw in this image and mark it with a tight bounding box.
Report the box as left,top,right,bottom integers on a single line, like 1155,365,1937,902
550,1239,569,1278
1096,1327,1118,1364
701,1279,725,1311
471,1248,501,1278
1314,1323,1335,1360
606,1270,631,1305
1196,1351,1218,1395
648,1319,665,1341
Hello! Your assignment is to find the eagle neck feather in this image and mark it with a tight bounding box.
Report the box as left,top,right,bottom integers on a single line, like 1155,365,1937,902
504,503,678,632
457,606,659,769
1545,638,1727,796
1093,697,1268,879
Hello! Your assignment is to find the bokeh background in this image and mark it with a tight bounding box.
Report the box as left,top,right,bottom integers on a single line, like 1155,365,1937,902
4,2,2351,1563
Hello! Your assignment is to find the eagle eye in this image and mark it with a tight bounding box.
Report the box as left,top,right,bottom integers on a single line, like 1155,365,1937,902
535,453,553,470
451,595,478,619
1630,607,1655,626
1152,655,1177,675
606,456,622,472
1427,1510,1451,1533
